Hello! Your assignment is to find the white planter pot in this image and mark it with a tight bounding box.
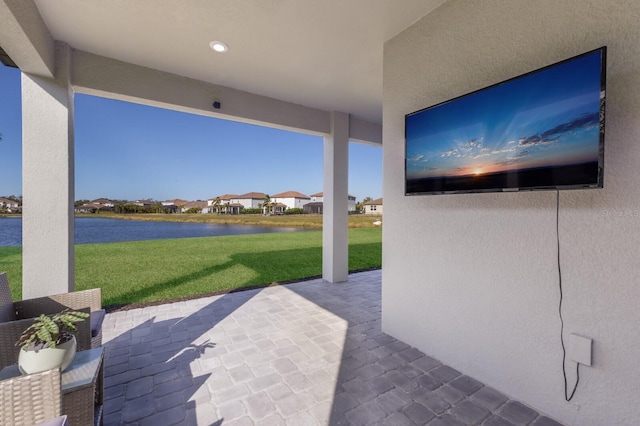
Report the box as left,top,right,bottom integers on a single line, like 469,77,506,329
18,335,77,375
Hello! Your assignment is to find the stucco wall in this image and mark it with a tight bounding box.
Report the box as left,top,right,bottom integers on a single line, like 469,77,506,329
382,1,640,424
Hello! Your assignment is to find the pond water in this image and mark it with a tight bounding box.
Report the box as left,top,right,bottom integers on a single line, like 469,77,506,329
0,217,309,247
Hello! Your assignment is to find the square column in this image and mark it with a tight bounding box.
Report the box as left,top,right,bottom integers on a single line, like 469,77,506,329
22,44,75,298
323,112,349,283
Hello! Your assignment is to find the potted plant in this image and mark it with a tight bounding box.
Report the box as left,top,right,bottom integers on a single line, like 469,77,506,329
16,309,89,375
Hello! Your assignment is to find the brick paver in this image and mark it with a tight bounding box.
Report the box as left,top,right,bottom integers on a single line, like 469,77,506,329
101,270,561,425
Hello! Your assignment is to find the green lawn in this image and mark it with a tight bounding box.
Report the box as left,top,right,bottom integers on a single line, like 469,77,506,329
0,228,381,307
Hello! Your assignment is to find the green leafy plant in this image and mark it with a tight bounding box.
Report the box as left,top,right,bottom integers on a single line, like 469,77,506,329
284,208,303,215
16,310,89,350
241,208,262,214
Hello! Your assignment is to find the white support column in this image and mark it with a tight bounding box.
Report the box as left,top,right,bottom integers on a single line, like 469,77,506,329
323,111,349,283
22,43,75,298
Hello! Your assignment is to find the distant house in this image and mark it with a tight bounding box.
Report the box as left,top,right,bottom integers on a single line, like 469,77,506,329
75,202,112,213
162,205,179,214
223,203,244,215
265,202,287,215
271,191,310,210
236,192,267,209
131,199,156,207
206,194,236,208
162,199,189,207
91,198,115,207
303,202,323,215
206,194,243,214
348,195,357,212
309,192,357,211
71,198,114,213
0,197,21,213
160,199,188,214
75,203,99,213
363,198,383,214
182,201,208,213
310,192,323,202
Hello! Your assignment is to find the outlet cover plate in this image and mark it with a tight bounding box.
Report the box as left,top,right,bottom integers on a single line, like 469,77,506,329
568,333,592,366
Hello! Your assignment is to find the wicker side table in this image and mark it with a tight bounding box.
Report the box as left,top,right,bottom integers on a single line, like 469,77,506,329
0,347,104,426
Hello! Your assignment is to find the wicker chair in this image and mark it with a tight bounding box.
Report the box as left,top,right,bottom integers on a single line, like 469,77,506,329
0,368,62,426
0,272,104,370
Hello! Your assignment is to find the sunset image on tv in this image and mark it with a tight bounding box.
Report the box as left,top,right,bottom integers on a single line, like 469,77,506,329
405,48,605,194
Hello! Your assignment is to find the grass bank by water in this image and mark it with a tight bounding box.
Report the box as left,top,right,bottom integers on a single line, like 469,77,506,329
0,228,381,307
81,212,381,229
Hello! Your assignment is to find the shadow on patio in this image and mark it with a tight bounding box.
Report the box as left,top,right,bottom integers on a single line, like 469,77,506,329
102,288,258,425
101,270,561,425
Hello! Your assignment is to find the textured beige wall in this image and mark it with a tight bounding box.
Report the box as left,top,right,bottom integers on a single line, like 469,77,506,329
382,1,640,424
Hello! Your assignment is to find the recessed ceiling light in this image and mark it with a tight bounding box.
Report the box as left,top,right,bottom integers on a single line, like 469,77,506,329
209,41,228,53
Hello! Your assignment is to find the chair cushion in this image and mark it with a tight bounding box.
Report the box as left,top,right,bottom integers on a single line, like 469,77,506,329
35,415,68,426
90,309,105,338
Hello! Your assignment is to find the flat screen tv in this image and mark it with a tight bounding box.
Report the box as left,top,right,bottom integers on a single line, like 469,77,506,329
405,47,606,196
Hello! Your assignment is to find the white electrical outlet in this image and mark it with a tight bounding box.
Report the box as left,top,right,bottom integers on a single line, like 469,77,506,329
568,333,592,366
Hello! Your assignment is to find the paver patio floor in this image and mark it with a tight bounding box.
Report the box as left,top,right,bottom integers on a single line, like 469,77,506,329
101,270,561,426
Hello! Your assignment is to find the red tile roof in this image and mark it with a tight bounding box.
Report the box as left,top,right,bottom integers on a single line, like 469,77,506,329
183,201,208,208
238,192,267,199
272,191,310,199
209,194,239,201
363,198,383,205
91,198,112,204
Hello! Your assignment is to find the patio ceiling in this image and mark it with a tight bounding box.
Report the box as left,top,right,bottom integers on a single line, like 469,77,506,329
29,0,446,124
1,0,446,293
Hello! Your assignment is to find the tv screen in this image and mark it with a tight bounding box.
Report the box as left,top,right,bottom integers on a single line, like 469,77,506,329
405,47,606,195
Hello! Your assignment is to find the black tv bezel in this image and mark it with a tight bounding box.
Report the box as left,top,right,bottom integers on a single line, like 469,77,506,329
404,46,607,196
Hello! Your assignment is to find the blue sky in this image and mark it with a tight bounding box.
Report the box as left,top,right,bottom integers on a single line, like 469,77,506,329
406,49,603,180
0,65,381,202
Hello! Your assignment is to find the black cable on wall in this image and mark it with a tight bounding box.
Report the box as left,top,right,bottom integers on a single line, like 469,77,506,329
556,190,580,401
